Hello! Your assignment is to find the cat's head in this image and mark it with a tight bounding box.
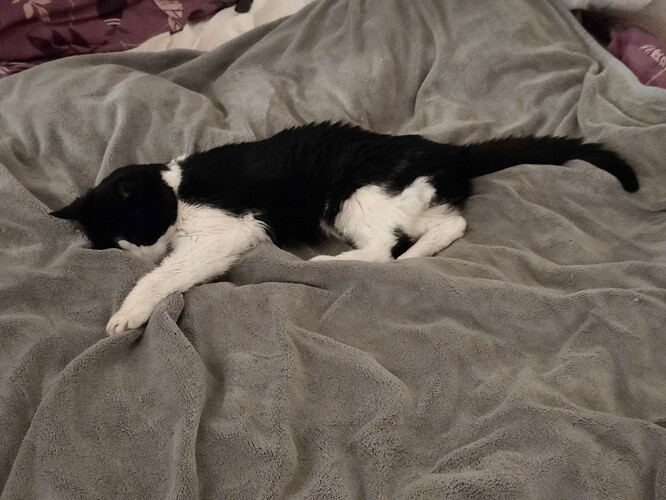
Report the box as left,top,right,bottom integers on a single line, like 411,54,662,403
51,164,178,250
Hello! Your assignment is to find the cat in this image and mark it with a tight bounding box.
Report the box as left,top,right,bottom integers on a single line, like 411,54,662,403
51,122,639,335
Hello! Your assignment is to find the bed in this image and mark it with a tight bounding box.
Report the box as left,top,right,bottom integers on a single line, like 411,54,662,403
1,0,665,498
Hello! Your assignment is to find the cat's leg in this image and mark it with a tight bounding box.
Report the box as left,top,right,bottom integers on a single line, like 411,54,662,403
106,218,268,335
106,240,240,335
311,244,394,262
312,181,434,262
397,205,466,260
311,186,396,262
118,225,177,265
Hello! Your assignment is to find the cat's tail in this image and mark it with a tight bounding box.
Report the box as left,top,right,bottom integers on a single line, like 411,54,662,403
464,136,639,192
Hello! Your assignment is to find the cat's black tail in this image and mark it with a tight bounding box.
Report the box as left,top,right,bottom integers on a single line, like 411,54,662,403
465,136,639,192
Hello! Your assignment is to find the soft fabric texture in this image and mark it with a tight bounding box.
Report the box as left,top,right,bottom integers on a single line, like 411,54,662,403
0,0,238,78
611,0,666,37
1,0,665,498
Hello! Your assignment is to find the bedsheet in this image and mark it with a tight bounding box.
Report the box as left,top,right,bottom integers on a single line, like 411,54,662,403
1,0,665,498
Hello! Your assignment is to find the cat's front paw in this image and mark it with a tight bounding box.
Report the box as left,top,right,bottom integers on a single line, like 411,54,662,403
106,303,153,336
118,240,163,265
310,254,335,261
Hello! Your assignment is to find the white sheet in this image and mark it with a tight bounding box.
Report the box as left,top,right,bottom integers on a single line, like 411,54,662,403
131,0,315,53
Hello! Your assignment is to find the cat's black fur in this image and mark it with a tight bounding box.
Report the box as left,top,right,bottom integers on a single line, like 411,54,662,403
51,122,640,336
53,163,178,250
52,122,638,250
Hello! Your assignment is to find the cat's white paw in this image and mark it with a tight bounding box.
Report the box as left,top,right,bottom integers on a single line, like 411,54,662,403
310,254,335,261
118,240,163,265
106,303,152,336
117,239,138,252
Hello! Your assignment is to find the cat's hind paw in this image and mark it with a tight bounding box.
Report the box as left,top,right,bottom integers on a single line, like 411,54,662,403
310,254,335,262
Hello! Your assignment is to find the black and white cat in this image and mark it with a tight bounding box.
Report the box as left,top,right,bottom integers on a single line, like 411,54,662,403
51,122,639,335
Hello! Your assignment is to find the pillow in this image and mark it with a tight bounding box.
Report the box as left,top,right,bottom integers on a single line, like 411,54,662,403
0,0,238,78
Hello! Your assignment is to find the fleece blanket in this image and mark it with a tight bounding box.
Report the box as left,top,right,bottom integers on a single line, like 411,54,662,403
1,0,665,498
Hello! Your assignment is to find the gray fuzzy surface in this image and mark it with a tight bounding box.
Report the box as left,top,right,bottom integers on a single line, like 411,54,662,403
1,0,665,498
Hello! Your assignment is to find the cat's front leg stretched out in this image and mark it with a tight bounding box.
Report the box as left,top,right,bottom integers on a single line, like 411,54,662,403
106,233,257,335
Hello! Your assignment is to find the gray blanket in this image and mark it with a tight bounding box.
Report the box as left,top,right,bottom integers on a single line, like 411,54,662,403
1,0,665,498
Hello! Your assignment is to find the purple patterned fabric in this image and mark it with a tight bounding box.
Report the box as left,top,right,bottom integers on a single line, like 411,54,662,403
607,26,666,90
0,0,238,78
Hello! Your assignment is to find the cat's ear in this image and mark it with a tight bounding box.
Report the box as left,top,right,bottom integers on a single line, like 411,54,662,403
50,191,93,221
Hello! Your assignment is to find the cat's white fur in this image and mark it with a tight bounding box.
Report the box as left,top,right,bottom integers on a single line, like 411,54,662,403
314,176,466,262
106,162,270,335
118,225,177,264
106,163,466,335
